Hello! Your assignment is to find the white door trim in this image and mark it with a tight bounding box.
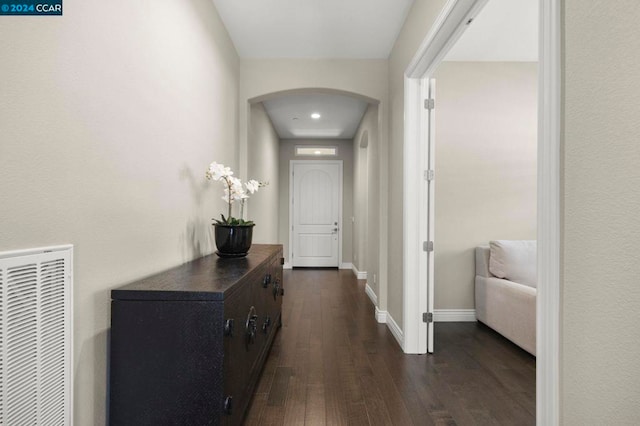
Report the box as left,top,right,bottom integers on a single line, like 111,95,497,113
289,160,344,268
402,76,427,354
402,1,561,425
536,1,561,424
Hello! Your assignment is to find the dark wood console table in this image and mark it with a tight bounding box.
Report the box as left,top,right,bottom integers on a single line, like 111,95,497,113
109,244,284,425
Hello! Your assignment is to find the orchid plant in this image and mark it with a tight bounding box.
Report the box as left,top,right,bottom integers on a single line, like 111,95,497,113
206,162,267,226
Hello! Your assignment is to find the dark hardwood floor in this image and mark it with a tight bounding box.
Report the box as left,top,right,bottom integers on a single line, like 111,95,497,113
245,269,535,425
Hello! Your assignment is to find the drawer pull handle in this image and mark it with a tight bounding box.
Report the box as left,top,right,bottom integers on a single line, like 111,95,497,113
245,306,258,350
224,395,233,414
224,319,234,337
263,274,272,288
272,279,284,300
262,315,271,333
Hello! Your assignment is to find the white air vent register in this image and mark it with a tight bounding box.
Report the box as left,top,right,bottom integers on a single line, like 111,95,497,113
0,245,73,425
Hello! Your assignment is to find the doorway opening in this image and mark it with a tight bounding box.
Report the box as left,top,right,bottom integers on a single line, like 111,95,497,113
403,0,561,424
245,89,383,279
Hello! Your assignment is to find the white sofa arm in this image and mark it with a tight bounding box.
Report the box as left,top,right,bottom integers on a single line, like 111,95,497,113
475,246,492,278
475,275,536,355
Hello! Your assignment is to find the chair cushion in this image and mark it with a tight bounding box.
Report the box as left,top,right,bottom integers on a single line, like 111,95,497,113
489,240,537,288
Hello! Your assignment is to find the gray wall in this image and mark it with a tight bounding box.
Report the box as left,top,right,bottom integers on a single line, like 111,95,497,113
239,58,390,309
433,61,538,309
563,0,640,422
278,139,354,266
352,104,381,297
248,102,280,243
353,119,368,273
0,1,239,424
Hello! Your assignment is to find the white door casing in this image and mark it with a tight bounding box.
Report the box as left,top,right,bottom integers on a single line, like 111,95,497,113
290,161,343,267
404,0,490,357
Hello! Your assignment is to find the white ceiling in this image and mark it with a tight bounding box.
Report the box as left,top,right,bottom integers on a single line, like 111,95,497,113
211,0,415,58
444,0,538,62
217,0,538,141
262,93,369,139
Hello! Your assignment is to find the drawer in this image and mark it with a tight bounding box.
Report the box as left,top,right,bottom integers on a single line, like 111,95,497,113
222,262,272,425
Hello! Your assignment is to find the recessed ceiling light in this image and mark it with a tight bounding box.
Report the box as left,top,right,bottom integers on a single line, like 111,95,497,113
311,113,321,119
314,150,322,155
292,117,298,120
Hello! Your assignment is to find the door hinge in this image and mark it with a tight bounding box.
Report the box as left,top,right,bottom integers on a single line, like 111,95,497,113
422,312,433,323
424,169,434,181
423,241,434,252
424,98,435,110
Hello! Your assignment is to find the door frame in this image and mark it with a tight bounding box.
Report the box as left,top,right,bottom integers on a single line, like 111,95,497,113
289,160,344,268
402,1,561,425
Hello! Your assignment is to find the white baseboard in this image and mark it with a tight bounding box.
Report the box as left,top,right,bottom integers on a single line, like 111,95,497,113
365,283,378,306
285,262,351,270
375,307,386,323
351,264,367,280
385,312,404,349
433,309,477,322
282,262,367,272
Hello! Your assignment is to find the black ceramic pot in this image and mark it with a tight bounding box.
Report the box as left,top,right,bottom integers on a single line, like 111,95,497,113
214,224,254,257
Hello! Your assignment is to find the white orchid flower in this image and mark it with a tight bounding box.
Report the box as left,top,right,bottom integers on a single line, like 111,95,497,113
206,161,267,224
233,190,249,201
245,179,260,194
229,176,243,190
206,162,233,181
222,188,236,204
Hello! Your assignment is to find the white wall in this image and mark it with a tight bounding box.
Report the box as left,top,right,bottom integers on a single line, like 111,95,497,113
563,0,640,423
388,0,448,328
0,1,239,424
248,102,280,242
433,61,537,309
278,139,354,266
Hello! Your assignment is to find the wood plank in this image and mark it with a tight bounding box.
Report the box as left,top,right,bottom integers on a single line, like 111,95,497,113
360,375,394,426
305,384,326,425
347,402,370,426
244,393,267,426
267,367,293,406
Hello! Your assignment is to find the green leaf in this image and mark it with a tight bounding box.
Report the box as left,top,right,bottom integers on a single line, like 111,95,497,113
212,215,255,226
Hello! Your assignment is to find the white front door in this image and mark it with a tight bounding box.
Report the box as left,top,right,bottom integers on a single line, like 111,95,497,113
290,161,342,267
